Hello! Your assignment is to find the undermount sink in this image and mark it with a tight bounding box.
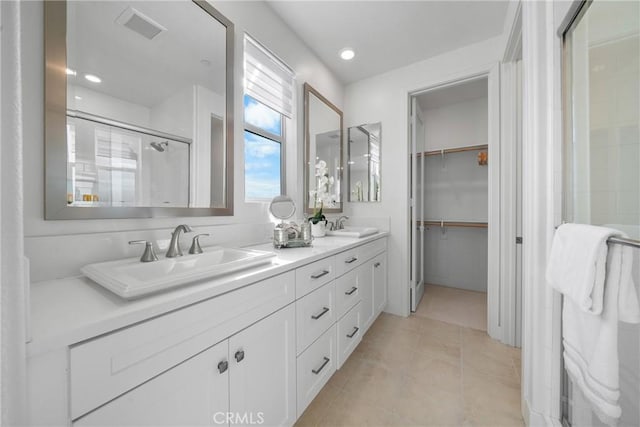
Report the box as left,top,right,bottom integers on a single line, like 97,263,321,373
326,226,379,238
82,246,276,299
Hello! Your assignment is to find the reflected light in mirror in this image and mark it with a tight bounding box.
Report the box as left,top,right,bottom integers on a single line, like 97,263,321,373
84,74,102,83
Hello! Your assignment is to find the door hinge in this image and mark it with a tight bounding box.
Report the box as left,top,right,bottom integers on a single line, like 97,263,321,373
516,237,523,244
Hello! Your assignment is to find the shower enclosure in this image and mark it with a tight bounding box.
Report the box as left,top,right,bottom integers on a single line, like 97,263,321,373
67,114,191,207
562,1,639,425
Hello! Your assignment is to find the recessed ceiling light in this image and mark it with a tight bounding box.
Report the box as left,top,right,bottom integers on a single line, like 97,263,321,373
340,48,355,61
74,95,82,100
84,74,101,83
66,68,77,76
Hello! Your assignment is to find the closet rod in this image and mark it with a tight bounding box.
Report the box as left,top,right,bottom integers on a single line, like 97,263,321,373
417,220,488,229
417,144,488,157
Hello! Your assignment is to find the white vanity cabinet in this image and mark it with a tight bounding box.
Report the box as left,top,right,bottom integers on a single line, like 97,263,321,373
372,252,388,317
294,237,387,416
229,304,296,427
74,340,230,427
27,235,387,427
73,305,296,427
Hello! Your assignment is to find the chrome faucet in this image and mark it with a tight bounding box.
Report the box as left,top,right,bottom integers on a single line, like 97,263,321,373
336,216,349,230
166,224,193,258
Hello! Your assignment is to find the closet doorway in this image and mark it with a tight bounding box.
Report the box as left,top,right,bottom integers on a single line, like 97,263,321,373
409,73,500,335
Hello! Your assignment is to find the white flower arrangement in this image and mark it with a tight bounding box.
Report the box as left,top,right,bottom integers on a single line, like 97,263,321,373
309,160,335,223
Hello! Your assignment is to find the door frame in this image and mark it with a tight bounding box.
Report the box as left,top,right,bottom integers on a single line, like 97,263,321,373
500,2,523,347
409,98,425,312
407,64,502,340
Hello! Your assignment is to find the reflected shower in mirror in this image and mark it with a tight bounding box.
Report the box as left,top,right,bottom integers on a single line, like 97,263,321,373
348,123,381,202
45,0,234,219
304,83,343,214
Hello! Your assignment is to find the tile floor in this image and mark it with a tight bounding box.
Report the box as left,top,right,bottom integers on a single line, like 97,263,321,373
416,284,488,331
295,313,523,427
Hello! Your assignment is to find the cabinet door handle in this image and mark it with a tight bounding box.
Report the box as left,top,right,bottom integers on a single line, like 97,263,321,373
374,262,381,268
234,350,245,363
345,286,358,295
311,270,329,279
311,307,329,320
347,326,360,338
217,360,228,374
312,357,330,375
345,256,358,264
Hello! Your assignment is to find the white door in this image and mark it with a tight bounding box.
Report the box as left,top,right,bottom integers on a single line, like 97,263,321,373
373,253,387,315
410,98,425,312
74,341,230,427
229,304,296,427
359,263,375,331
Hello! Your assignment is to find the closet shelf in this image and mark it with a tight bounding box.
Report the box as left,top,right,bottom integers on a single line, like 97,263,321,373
417,144,488,157
417,220,488,229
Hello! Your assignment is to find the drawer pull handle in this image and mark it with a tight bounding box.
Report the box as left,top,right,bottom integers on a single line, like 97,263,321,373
347,327,360,338
234,350,245,363
217,360,228,374
311,270,330,279
374,262,381,268
312,357,330,375
311,307,330,320
345,256,358,264
345,286,358,295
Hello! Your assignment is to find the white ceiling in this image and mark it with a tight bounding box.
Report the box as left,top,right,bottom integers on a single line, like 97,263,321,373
266,1,510,84
67,1,226,108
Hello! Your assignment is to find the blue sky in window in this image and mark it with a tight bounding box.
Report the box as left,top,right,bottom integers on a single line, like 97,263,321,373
244,131,281,200
244,95,281,136
244,95,282,200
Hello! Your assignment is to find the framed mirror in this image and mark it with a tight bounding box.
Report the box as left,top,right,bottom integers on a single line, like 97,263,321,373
304,83,343,214
347,123,381,202
44,0,234,219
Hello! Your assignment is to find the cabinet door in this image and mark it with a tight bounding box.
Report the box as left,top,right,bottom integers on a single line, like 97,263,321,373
358,263,375,333
74,340,230,427
229,304,296,427
373,252,387,316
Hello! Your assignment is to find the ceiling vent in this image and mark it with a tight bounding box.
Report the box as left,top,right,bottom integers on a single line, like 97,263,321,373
116,7,167,40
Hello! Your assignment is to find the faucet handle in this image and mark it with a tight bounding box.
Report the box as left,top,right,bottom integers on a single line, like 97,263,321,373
129,240,159,263
189,233,209,255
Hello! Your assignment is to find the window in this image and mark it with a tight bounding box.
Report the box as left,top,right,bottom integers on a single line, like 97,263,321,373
243,34,294,201
244,95,284,200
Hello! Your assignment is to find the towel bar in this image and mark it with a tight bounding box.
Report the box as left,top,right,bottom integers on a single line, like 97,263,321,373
554,225,640,249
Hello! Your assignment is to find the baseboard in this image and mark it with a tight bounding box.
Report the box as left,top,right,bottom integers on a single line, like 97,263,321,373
523,398,556,426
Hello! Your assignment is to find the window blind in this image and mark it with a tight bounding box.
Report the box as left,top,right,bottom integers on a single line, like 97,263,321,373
244,34,295,118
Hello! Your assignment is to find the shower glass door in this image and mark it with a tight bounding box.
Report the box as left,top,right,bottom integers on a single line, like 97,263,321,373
563,0,639,425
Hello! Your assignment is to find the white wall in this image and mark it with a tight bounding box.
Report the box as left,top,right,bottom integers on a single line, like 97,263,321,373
343,37,502,316
424,97,488,150
67,85,151,128
149,85,194,139
21,0,343,282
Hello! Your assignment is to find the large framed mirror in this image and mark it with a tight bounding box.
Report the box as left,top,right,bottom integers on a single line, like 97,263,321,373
44,0,234,219
304,83,343,214
347,122,381,202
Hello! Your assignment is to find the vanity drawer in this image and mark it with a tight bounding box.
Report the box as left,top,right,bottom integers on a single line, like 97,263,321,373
334,247,362,277
337,302,362,369
335,268,360,318
69,271,295,420
295,256,335,298
296,281,336,355
296,324,337,417
359,238,387,263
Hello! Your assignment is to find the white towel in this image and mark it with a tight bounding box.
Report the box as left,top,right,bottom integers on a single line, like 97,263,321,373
547,223,615,314
548,224,640,426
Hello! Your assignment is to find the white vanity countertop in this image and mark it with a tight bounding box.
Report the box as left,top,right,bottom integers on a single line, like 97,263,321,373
28,232,388,357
